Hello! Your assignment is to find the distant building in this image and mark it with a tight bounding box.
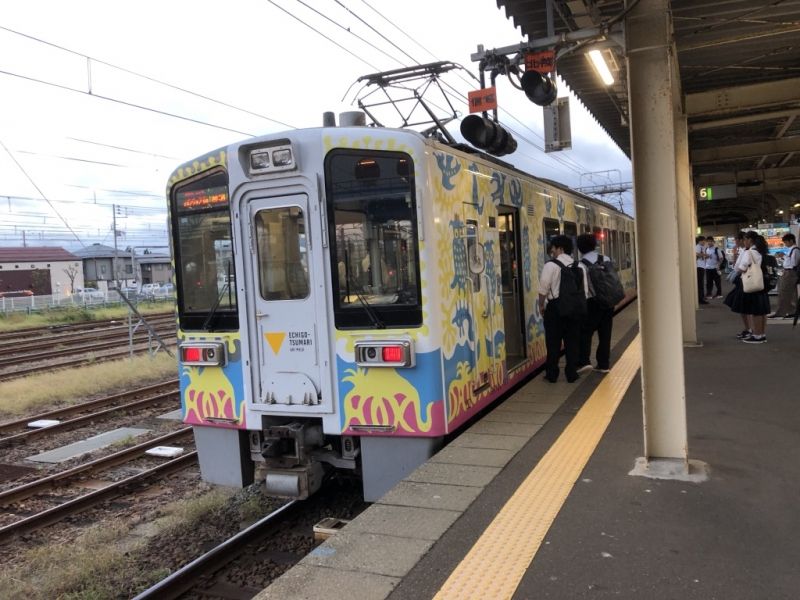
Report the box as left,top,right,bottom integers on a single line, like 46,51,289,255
138,253,173,286
72,243,136,291
0,246,83,296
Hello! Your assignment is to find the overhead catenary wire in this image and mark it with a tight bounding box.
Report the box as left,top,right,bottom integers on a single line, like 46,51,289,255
0,137,86,247
0,24,297,131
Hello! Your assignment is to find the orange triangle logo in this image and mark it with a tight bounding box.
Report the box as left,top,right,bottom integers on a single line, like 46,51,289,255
265,332,286,354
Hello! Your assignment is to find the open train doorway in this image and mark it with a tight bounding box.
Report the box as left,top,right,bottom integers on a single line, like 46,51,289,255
497,206,526,369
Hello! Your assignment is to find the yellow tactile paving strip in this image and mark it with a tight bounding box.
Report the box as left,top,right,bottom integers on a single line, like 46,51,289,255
434,334,642,600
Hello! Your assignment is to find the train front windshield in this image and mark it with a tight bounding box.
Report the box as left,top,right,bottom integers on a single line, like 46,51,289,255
171,169,238,331
325,150,422,329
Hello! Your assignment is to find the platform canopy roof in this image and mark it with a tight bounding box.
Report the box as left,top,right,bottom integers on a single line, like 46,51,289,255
495,0,800,226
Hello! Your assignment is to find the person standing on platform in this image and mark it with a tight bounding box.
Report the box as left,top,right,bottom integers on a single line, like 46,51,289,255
768,233,798,319
725,231,770,343
704,236,724,299
538,235,587,383
576,233,616,374
696,235,709,304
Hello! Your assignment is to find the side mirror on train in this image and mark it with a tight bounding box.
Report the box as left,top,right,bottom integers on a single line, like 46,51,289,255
460,115,518,157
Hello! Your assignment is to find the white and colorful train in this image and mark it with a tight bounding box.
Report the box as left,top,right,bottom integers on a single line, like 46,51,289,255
166,118,636,501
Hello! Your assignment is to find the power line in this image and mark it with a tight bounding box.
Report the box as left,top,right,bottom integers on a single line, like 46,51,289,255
67,137,180,161
0,68,256,137
264,0,380,72
0,138,86,247
0,25,296,130
293,0,405,68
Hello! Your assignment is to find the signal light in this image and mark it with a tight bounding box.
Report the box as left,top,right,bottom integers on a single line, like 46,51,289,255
520,70,557,106
460,115,518,157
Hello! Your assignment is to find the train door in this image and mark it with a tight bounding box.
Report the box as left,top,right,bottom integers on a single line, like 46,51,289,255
461,202,487,391
246,195,329,411
498,206,526,369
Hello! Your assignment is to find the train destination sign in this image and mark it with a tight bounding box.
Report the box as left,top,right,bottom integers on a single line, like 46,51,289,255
177,185,229,211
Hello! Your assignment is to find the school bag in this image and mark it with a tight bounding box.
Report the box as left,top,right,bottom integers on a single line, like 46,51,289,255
580,254,626,309
762,253,778,291
551,260,587,319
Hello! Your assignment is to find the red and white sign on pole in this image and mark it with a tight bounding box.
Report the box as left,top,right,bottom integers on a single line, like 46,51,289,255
467,86,498,113
525,50,556,73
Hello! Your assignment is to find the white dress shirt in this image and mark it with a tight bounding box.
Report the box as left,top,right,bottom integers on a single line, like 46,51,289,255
704,245,722,269
695,243,706,268
539,253,589,304
783,245,799,270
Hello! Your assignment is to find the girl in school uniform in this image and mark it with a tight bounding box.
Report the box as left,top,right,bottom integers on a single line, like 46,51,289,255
724,231,770,343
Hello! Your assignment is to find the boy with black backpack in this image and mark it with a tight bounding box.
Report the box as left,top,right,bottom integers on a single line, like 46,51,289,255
538,235,588,383
576,233,625,374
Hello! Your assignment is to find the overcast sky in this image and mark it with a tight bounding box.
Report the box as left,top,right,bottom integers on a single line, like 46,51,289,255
0,0,632,251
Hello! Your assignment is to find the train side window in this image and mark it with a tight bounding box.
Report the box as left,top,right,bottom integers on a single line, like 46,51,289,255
564,221,578,258
581,224,591,234
254,206,309,300
602,228,610,257
610,230,619,266
543,218,560,256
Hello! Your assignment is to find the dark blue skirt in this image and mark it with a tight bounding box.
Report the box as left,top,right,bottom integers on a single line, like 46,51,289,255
724,274,771,315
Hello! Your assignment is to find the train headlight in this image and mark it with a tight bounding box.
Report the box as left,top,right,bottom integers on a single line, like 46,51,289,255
354,340,414,368
250,151,270,171
180,342,227,367
272,148,293,167
246,142,296,175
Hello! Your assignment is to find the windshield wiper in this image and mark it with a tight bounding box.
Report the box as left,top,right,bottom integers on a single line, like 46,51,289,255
347,276,384,329
201,281,230,331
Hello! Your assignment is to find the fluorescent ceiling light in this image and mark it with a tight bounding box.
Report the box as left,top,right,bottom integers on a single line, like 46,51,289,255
588,50,614,86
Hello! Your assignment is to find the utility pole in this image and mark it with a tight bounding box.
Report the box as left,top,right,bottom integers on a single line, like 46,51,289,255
112,204,119,289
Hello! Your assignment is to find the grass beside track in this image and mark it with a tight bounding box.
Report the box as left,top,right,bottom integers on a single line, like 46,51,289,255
0,487,236,600
0,352,178,416
0,304,174,333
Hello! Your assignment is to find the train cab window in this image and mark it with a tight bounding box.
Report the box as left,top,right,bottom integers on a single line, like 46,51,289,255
564,221,578,258
254,206,309,300
581,224,591,234
325,149,421,329
543,218,560,256
171,169,238,331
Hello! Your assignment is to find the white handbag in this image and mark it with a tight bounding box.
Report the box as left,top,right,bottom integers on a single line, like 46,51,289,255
742,250,764,293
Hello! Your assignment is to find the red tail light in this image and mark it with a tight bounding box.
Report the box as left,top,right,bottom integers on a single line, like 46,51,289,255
382,345,404,362
180,342,226,366
184,347,202,362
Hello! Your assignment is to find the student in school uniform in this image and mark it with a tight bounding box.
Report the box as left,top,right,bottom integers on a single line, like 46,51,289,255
704,236,724,299
695,235,709,304
538,235,588,383
768,233,798,319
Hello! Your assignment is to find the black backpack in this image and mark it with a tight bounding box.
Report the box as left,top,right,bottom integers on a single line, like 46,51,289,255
762,254,778,291
551,260,587,319
716,248,729,271
580,255,626,309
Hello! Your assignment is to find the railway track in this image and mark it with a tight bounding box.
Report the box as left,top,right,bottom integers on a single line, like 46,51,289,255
0,449,197,543
0,315,176,358
0,340,178,383
0,312,174,343
0,380,180,447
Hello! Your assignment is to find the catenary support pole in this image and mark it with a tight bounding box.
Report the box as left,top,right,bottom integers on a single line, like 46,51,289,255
626,0,690,466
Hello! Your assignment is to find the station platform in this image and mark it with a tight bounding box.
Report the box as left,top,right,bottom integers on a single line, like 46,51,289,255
257,298,799,600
